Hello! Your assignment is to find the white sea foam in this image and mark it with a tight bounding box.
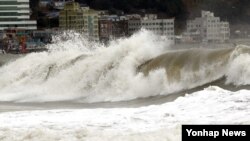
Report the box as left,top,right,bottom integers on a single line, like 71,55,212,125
226,53,250,85
1,30,250,103
0,30,171,102
0,86,249,141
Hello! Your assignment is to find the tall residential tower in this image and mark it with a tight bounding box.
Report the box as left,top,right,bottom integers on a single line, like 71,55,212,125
59,2,99,41
0,0,37,30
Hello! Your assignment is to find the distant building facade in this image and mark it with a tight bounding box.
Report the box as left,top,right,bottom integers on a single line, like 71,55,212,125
128,14,175,42
59,2,84,32
0,0,37,30
99,19,112,42
112,20,128,38
99,15,128,42
59,2,99,41
185,11,230,43
82,7,99,41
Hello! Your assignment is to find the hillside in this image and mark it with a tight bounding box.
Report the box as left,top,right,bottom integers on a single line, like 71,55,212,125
30,0,250,32
73,0,250,23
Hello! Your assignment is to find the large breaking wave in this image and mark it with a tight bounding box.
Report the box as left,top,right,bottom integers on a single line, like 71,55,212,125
0,30,250,103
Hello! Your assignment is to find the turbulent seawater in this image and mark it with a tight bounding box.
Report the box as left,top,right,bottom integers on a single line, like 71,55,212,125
0,30,250,141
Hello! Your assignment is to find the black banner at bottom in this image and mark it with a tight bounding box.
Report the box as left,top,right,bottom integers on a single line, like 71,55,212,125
182,125,250,141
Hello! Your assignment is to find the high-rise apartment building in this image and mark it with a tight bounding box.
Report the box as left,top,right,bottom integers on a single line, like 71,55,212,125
59,2,99,41
0,0,37,30
82,7,99,41
186,10,230,43
59,2,84,32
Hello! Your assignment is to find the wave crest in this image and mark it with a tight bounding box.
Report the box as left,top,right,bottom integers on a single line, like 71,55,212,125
1,30,250,103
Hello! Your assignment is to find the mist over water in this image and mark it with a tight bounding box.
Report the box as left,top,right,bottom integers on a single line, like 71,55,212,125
1,30,250,103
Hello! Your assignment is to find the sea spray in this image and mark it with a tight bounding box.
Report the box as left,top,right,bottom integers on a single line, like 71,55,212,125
1,30,250,103
0,30,170,102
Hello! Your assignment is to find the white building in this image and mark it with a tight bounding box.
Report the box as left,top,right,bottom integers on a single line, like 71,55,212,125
128,14,175,42
185,10,230,43
0,0,37,30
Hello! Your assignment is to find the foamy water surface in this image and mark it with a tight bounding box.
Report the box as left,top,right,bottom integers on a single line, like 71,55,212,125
0,30,250,141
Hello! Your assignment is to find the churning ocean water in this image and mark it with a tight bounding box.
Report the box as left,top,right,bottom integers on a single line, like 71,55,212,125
0,30,250,141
